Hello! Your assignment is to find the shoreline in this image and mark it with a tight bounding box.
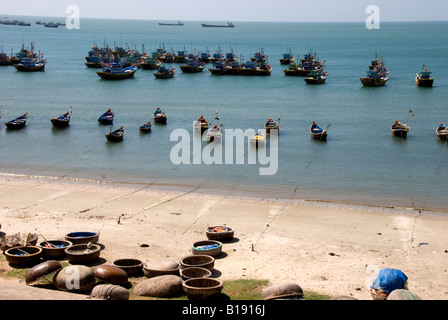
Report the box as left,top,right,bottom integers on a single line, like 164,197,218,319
1,173,448,300
1,171,447,218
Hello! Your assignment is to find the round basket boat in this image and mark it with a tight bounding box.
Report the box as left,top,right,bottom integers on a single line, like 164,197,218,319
192,240,222,257
143,260,180,278
205,226,234,241
65,232,99,245
113,258,144,277
180,255,215,271
4,246,42,266
1,233,39,251
182,278,223,300
65,243,101,264
38,240,72,260
180,267,212,281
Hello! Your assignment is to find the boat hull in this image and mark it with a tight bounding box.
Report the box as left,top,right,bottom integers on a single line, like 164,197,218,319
311,132,327,141
85,62,103,68
391,129,408,138
154,73,174,78
97,70,136,80
416,78,434,87
360,77,388,86
154,115,167,124
305,78,326,84
436,129,448,141
51,119,70,128
180,66,204,73
14,63,45,71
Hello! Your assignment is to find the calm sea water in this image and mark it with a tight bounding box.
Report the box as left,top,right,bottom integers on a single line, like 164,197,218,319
1,17,447,212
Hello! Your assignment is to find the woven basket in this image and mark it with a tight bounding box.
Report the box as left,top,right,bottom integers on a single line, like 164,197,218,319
192,240,222,257
180,255,214,271
143,260,180,278
113,259,143,276
38,240,72,260
180,267,212,280
4,246,42,266
182,278,223,300
205,226,234,241
65,243,101,264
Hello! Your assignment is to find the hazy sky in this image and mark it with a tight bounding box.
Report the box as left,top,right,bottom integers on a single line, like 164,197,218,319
2,0,447,22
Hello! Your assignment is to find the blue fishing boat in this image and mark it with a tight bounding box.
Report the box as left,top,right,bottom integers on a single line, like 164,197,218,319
310,121,328,141
264,118,280,134
105,126,124,142
436,123,448,141
153,65,176,78
14,56,46,71
139,121,152,133
305,70,328,84
415,65,434,87
5,113,28,130
96,62,137,80
239,60,272,76
280,49,294,65
180,59,205,73
361,56,389,86
153,107,167,124
51,109,71,128
98,109,114,125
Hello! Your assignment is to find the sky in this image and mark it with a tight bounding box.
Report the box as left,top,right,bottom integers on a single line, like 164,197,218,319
1,0,447,22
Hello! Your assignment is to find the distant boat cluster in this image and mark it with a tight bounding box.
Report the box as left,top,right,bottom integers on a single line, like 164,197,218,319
158,21,235,28
0,18,65,28
0,38,437,88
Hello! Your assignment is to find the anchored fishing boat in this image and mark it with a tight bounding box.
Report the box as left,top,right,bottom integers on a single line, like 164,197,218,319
310,121,328,141
51,109,71,128
391,120,409,138
153,108,167,124
194,115,209,133
96,62,137,79
415,65,434,87
206,125,222,142
250,132,266,146
201,22,234,28
264,118,280,135
105,126,124,142
139,121,152,133
154,65,176,78
159,21,184,26
360,56,389,87
436,123,448,141
305,70,328,84
98,109,114,125
180,59,205,73
14,57,46,71
5,113,28,130
280,49,294,65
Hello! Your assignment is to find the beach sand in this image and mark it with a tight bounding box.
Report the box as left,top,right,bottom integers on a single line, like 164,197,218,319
0,174,447,300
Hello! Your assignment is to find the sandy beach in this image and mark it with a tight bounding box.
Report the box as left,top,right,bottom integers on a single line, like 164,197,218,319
0,173,447,300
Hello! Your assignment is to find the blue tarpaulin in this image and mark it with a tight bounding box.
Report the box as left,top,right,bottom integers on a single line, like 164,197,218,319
371,268,408,293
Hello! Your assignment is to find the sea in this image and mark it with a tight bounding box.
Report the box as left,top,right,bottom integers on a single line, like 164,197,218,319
0,17,447,214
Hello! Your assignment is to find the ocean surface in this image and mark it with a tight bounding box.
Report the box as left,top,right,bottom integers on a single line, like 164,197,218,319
1,17,447,213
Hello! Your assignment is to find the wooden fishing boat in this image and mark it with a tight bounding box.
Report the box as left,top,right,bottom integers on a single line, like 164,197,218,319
310,121,328,141
96,62,137,80
239,61,272,76
5,113,28,130
51,110,71,128
361,56,389,86
14,57,46,71
180,60,205,73
154,65,176,78
141,57,161,70
391,120,409,138
205,125,222,142
305,70,328,84
280,50,294,65
153,108,167,124
208,60,241,75
0,52,12,65
194,115,209,133
283,51,323,76
98,109,114,125
264,118,280,134
105,126,124,142
85,55,104,68
416,65,434,87
250,133,266,146
139,121,152,133
436,123,448,141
